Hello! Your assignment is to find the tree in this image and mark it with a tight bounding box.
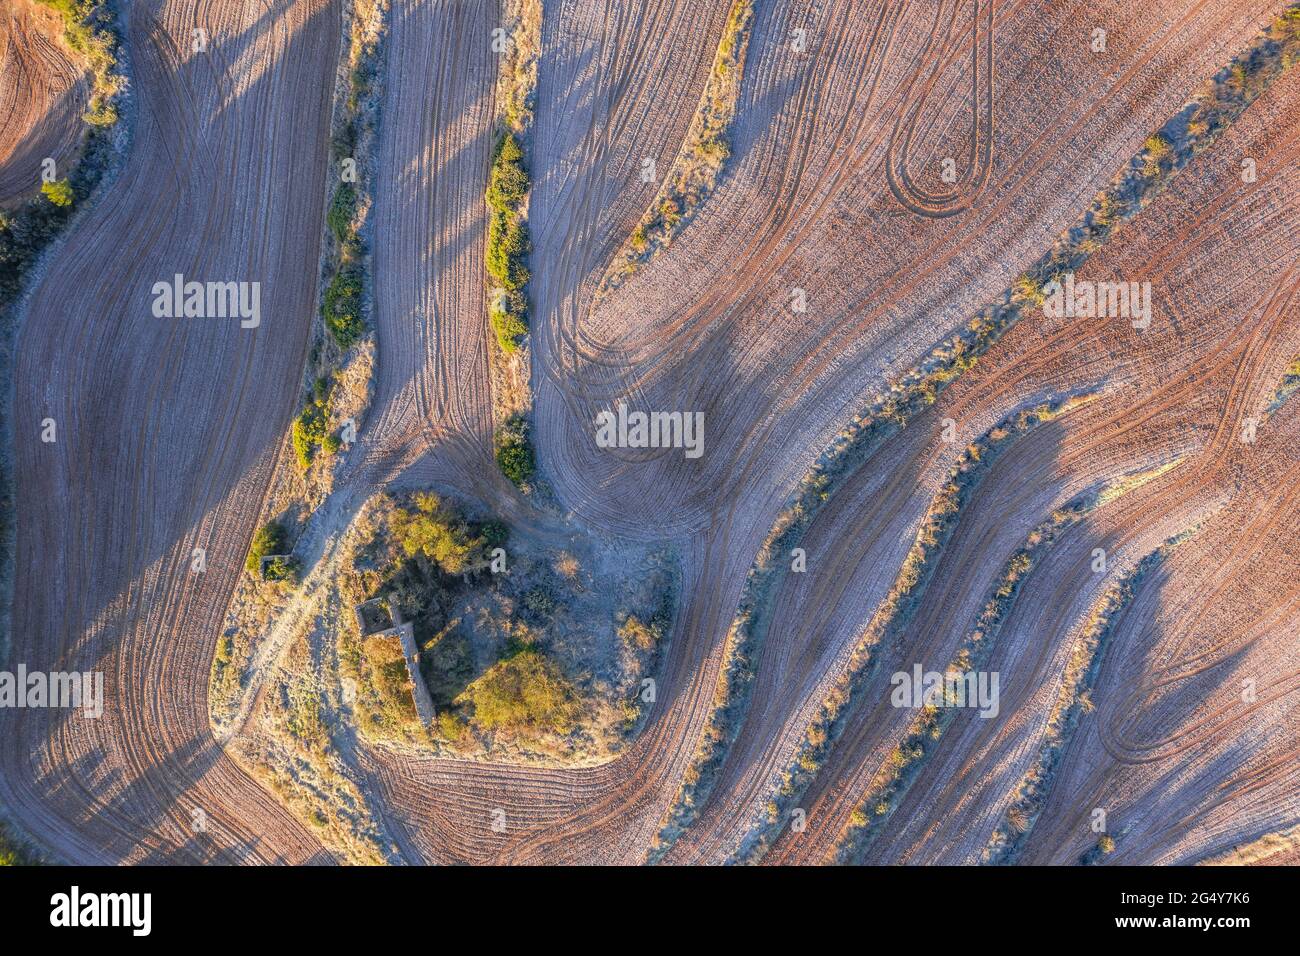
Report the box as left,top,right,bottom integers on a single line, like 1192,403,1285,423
246,520,288,575
41,179,74,207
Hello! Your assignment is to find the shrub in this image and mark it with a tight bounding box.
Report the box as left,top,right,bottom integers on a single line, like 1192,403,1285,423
0,822,34,866
246,520,288,575
433,709,468,742
467,648,579,735
263,556,300,582
489,298,528,353
486,210,530,290
481,521,509,550
1141,134,1171,177
388,494,485,574
40,179,74,207
619,615,660,653
486,132,529,212
495,414,535,487
292,377,335,470
323,265,365,347
327,182,357,244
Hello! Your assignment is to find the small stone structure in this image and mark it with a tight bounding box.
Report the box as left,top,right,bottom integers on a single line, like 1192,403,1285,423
354,597,435,726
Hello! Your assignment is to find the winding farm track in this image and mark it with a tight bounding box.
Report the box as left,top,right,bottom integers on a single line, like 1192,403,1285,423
1,0,343,864
0,0,89,206
3,0,1297,865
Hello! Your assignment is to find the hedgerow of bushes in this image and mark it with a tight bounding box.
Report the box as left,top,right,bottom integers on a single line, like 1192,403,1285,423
494,413,535,488
292,376,341,470
485,132,531,353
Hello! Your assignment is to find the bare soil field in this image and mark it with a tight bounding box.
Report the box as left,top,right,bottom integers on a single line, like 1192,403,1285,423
312,0,1299,865
0,0,343,864
3,0,1298,868
750,59,1300,867
0,0,88,207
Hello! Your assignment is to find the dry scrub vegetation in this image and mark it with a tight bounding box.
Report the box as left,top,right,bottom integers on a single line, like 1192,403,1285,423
339,491,676,764
599,0,755,295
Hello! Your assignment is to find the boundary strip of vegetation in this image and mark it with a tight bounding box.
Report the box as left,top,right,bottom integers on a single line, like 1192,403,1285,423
213,1,390,731
826,484,1194,864
598,0,755,297
647,6,1300,863
984,531,1193,866
736,397,1095,863
291,0,389,481
828,499,1095,864
488,0,541,490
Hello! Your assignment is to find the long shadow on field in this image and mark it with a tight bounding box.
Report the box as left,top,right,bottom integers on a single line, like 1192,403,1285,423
0,0,345,864
729,405,1073,862
1016,555,1278,864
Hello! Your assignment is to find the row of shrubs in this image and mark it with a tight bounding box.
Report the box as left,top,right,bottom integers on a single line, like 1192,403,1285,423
602,0,753,292
830,498,1091,865
727,401,1081,863
486,132,531,353
986,544,1171,865
241,12,388,592
651,7,1300,863
287,60,377,480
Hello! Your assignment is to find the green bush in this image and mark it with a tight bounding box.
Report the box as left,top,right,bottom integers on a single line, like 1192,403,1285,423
467,647,579,735
0,822,34,866
489,298,528,353
389,493,486,575
486,133,529,212
481,521,509,550
486,210,530,291
495,415,535,487
292,377,335,470
323,264,365,347
40,179,74,208
327,182,357,244
246,520,288,575
263,556,300,583
483,130,531,350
